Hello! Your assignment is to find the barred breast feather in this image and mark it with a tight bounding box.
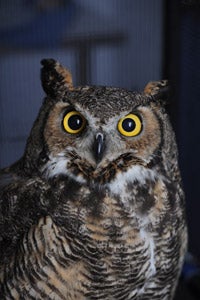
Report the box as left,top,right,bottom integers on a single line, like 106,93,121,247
0,167,187,300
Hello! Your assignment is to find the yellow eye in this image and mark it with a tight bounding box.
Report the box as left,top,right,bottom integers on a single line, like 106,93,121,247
117,113,142,137
63,111,86,134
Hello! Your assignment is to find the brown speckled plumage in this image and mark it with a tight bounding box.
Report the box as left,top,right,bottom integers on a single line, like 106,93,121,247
0,59,187,299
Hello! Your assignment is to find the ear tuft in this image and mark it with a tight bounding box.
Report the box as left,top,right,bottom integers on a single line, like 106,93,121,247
144,80,170,102
40,58,73,98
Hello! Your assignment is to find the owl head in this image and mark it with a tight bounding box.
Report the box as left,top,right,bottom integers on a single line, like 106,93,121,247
22,59,177,186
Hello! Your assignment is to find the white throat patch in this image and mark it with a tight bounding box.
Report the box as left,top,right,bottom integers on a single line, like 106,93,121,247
41,153,86,183
107,165,158,194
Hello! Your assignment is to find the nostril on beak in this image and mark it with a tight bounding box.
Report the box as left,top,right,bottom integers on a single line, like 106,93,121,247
93,133,105,163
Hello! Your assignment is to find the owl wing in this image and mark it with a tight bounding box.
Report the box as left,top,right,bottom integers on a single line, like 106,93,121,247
0,168,52,266
0,168,20,189
0,170,85,298
0,168,26,262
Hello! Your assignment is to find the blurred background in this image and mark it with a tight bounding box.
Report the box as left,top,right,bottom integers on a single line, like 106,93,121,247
0,0,200,298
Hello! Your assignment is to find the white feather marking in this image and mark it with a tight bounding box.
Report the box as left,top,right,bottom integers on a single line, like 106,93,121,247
148,237,156,277
128,289,137,299
108,165,157,194
140,228,156,277
41,153,86,183
128,230,156,298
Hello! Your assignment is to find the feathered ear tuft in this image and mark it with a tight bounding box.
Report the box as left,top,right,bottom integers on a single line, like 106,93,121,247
40,58,73,98
144,80,170,103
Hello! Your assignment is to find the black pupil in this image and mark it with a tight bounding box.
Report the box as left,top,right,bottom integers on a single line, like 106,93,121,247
68,114,83,130
122,118,136,132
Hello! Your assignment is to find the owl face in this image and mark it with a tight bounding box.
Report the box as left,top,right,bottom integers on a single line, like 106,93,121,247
24,59,170,186
40,85,162,184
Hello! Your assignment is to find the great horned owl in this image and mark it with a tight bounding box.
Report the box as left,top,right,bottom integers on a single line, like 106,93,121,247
0,59,187,300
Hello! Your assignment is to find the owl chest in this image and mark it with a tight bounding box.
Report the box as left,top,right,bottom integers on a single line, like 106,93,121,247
47,186,159,288
2,181,182,300
26,197,156,299
36,179,182,299
55,178,167,248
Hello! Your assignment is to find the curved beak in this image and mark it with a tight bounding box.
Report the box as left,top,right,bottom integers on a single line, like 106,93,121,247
93,133,105,163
